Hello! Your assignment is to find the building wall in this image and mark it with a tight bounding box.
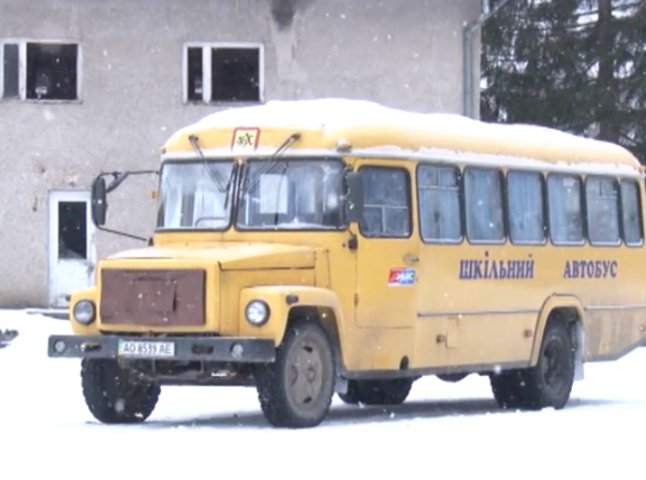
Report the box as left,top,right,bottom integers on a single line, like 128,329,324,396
0,0,480,306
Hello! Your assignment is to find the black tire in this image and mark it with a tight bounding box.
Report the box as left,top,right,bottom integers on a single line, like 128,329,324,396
81,359,160,424
339,378,413,406
337,380,361,404
490,370,526,409
490,320,575,410
437,373,468,383
254,320,335,428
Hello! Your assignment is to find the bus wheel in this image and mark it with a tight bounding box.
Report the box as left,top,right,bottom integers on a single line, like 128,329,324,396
254,320,335,428
345,378,413,406
490,370,525,409
81,359,160,424
520,320,575,409
337,380,361,404
437,373,468,383
490,321,574,410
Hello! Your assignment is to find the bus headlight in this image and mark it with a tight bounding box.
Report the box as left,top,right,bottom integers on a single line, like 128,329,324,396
73,300,96,325
245,300,270,326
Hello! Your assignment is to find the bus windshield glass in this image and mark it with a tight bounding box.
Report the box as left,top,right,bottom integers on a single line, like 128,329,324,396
156,160,235,230
237,158,345,230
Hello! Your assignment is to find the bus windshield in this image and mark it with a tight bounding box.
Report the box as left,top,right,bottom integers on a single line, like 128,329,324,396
237,158,345,230
156,160,235,230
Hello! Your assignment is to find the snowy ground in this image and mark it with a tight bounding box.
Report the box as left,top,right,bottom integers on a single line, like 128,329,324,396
2,309,645,480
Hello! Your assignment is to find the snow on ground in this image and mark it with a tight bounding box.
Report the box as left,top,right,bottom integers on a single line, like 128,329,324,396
2,309,645,480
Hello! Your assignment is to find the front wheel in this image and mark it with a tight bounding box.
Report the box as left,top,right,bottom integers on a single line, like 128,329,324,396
254,320,335,428
81,359,160,424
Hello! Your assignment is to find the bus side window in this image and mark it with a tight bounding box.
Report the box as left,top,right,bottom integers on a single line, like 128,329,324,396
464,168,504,243
586,176,620,246
507,171,545,244
547,174,584,245
359,166,411,238
620,179,643,246
418,165,462,243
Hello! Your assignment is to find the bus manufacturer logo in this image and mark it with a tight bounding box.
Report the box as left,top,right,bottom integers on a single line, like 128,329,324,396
389,268,416,286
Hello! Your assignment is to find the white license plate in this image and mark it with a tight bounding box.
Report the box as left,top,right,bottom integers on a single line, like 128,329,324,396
117,340,175,358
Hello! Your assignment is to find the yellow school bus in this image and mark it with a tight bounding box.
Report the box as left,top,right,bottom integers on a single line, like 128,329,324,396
48,99,646,428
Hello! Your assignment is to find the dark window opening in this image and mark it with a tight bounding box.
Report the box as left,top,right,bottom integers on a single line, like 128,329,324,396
211,48,259,102
186,47,203,101
26,43,78,100
3,43,19,98
59,201,87,260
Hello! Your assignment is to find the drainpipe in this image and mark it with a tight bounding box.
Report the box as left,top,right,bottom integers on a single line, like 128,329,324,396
463,0,512,118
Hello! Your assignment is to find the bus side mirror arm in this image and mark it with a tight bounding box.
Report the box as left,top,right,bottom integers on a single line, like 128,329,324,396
345,172,364,224
90,170,158,242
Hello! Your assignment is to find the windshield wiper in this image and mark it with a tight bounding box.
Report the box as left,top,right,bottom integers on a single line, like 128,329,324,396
188,134,232,193
241,132,301,196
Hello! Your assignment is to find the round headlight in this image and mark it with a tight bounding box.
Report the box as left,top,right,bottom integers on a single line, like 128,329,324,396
73,300,96,325
245,300,270,326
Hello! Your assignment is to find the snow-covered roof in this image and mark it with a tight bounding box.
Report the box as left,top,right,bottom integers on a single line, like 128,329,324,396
162,98,640,173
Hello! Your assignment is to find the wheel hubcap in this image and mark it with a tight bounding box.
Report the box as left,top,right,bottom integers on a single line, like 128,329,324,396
288,341,323,406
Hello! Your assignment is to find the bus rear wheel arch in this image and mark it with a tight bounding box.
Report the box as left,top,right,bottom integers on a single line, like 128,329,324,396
491,318,576,410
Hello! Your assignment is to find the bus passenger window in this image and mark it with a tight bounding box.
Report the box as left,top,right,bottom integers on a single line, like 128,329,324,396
464,168,504,243
586,176,620,246
507,171,545,244
418,165,461,243
548,174,583,245
620,179,643,246
359,167,410,238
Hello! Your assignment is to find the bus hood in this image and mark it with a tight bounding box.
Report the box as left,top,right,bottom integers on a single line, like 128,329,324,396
107,242,316,270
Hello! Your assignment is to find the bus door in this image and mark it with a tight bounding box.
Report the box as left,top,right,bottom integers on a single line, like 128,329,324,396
354,164,418,329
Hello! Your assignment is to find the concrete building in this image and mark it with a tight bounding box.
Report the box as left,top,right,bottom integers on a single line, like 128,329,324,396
0,0,483,307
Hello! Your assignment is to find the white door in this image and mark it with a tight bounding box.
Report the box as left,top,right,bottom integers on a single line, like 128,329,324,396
48,190,96,307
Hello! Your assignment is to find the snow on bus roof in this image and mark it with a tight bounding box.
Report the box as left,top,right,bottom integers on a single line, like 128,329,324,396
170,98,638,169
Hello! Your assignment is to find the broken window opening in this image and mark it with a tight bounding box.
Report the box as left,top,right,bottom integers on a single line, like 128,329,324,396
184,44,262,104
2,43,19,99
26,42,78,100
211,48,260,102
186,47,203,101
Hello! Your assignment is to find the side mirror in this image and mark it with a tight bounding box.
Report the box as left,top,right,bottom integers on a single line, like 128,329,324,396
91,176,107,226
345,171,364,224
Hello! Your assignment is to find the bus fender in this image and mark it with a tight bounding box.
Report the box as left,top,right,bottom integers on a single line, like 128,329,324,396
238,285,345,349
530,294,585,370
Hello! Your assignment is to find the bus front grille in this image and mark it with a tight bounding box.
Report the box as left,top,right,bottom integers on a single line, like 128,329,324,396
100,269,206,327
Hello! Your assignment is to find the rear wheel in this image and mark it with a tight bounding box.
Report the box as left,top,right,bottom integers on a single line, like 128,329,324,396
254,320,335,428
490,320,575,410
81,359,160,424
338,378,413,405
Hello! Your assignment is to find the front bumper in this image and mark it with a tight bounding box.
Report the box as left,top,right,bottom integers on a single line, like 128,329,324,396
48,334,276,363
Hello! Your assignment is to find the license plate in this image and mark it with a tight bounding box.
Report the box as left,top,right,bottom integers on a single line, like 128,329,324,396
117,340,175,358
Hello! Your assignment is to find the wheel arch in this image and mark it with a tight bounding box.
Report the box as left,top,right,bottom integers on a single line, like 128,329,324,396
239,285,347,368
530,295,585,378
